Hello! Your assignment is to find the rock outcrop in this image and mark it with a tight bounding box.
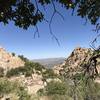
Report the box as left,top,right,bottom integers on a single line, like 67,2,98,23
53,47,100,80
0,47,25,70
53,47,100,78
54,47,92,74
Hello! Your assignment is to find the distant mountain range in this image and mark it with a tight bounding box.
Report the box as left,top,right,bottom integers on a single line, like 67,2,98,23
32,57,65,68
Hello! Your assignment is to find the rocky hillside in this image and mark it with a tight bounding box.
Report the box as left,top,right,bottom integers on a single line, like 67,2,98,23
53,47,100,78
0,47,24,71
0,47,59,99
0,47,100,100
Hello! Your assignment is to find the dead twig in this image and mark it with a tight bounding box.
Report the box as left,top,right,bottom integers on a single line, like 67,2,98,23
48,1,64,46
34,25,40,38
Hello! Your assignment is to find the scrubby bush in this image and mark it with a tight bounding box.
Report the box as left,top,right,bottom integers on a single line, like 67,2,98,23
12,53,15,56
6,67,25,77
17,86,31,100
42,69,57,79
34,63,45,71
6,60,46,77
37,88,45,96
68,77,100,100
0,78,32,100
82,80,100,100
0,79,13,95
18,55,29,62
0,68,4,77
45,81,68,95
47,94,73,100
24,61,46,76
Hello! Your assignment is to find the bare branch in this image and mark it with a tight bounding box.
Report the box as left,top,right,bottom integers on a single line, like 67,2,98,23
93,23,100,33
83,17,88,25
34,25,40,38
48,1,65,46
52,1,64,20
35,0,41,13
90,33,100,50
71,8,75,16
84,33,100,79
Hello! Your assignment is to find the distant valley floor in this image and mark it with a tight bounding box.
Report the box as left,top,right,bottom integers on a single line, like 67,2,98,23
32,58,65,68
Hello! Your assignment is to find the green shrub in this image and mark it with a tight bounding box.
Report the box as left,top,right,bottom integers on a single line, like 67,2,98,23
42,69,56,79
0,68,4,77
12,53,15,56
0,79,13,95
0,78,31,100
34,63,45,71
25,69,33,77
6,69,19,77
18,55,29,62
6,60,46,78
17,86,31,100
6,67,25,77
45,81,68,95
69,78,100,100
37,89,44,96
48,94,73,100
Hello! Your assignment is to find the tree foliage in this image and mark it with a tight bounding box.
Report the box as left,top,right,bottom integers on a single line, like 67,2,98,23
0,0,100,30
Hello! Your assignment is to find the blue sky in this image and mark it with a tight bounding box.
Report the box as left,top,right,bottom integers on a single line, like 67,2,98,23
0,4,97,59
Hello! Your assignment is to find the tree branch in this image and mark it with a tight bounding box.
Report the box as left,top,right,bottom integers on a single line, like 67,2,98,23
48,1,65,46
34,25,40,38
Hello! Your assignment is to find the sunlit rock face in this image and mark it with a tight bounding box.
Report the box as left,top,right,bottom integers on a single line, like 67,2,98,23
0,47,25,70
64,47,92,69
54,47,100,81
53,47,93,75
